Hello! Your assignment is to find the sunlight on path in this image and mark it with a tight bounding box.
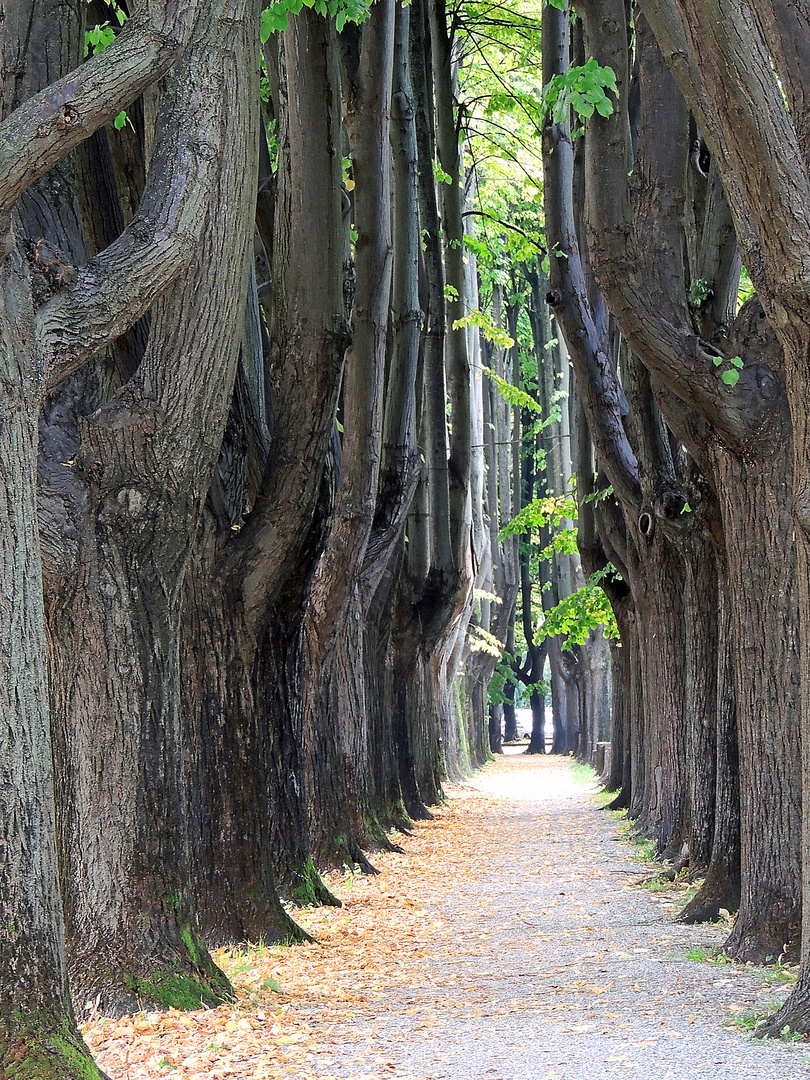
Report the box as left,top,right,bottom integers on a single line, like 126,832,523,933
84,757,810,1080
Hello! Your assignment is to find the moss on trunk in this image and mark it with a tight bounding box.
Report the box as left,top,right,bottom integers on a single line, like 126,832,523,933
0,1020,108,1080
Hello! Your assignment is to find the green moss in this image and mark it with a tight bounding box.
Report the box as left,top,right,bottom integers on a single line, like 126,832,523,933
290,857,340,908
129,970,217,1011
0,1021,103,1080
180,925,201,967
48,1035,103,1080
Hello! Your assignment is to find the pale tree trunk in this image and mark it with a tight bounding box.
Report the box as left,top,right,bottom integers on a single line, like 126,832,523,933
386,0,469,816
0,261,109,1079
360,0,424,840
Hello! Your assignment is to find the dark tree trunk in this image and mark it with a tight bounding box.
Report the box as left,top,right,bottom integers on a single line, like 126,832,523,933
182,550,311,942
489,704,504,754
43,0,261,1015
502,679,518,743
680,494,720,875
180,5,350,919
712,437,801,961
605,606,629,794
678,574,741,923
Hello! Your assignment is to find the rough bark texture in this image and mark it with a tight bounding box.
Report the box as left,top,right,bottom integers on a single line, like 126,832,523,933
46,0,260,1013
0,253,106,1079
301,0,395,870
180,6,351,924
568,0,802,959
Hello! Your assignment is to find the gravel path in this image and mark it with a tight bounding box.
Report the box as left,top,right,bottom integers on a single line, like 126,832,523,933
292,753,810,1080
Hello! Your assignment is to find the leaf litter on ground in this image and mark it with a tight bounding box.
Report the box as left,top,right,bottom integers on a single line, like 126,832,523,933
82,756,810,1080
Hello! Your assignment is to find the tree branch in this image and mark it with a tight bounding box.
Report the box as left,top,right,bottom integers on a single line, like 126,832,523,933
0,0,198,241
34,5,224,390
670,0,810,307
577,0,765,447
752,1,810,162
541,0,641,512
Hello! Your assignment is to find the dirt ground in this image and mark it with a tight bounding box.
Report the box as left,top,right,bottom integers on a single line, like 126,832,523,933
83,754,810,1079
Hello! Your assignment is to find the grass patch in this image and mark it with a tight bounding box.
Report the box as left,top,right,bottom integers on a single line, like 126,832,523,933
625,833,657,863
685,945,731,964
728,1008,808,1043
568,760,616,807
758,959,799,988
641,875,679,893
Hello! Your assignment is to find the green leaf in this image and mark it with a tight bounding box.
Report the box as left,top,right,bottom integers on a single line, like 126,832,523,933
483,367,543,415
432,160,453,185
729,355,744,368
453,309,515,348
113,111,127,130
721,369,740,386
537,567,620,647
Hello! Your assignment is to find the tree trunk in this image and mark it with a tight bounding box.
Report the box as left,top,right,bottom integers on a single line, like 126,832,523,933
0,253,106,1078
300,0,396,871
713,440,801,962
678,572,741,923
47,0,259,1013
633,530,686,855
681,503,719,875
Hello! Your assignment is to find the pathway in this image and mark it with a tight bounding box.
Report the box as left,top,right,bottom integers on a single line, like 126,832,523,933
85,755,810,1079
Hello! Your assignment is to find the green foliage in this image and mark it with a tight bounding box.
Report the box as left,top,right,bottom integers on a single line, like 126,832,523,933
483,366,544,417
686,946,730,964
85,23,116,51
500,493,577,539
537,566,620,647
738,265,756,310
84,2,130,131
542,57,617,126
432,160,453,186
468,625,503,657
487,653,515,705
261,0,370,37
689,278,712,307
454,310,515,348
582,483,614,506
712,353,743,388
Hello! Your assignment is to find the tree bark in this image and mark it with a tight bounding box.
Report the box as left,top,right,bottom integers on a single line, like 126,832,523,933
300,0,396,871
0,255,108,1079
47,0,260,1012
181,5,349,917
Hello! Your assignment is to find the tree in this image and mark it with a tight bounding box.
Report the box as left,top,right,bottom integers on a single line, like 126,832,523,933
632,0,810,1030
543,0,801,962
0,0,257,1066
